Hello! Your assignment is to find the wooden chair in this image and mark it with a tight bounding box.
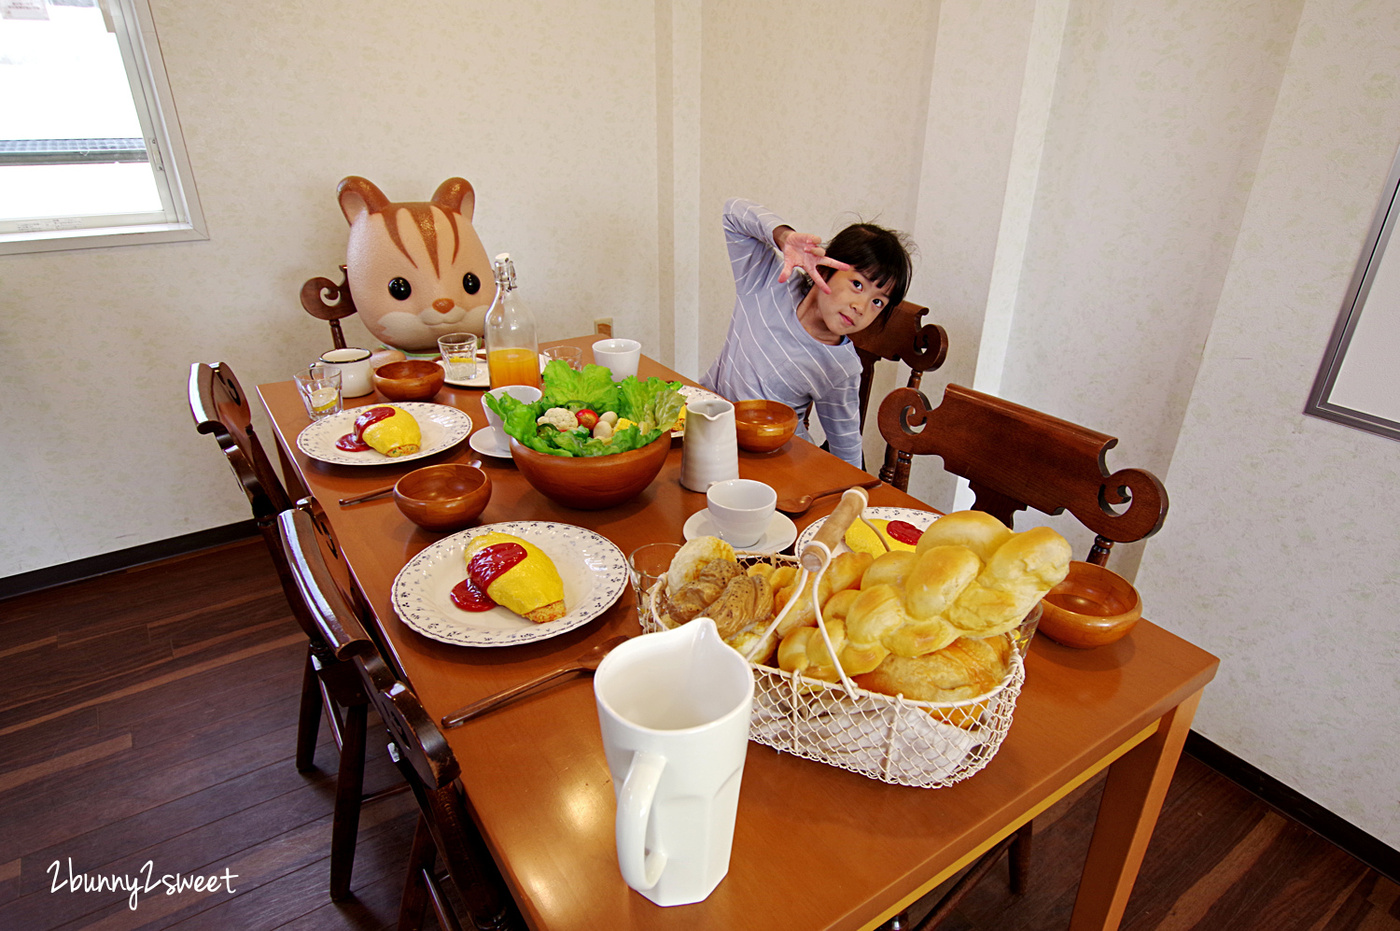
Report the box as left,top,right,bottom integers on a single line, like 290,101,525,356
277,501,408,901
358,655,522,931
278,507,520,930
874,383,1168,930
190,362,389,900
847,300,949,486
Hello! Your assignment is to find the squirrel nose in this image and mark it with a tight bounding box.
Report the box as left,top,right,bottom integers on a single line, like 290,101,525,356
432,298,455,314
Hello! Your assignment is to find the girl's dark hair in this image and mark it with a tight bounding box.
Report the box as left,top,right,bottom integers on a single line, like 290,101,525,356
818,222,914,314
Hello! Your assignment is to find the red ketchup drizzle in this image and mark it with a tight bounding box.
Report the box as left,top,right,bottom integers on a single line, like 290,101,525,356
886,520,923,545
336,406,396,452
450,542,528,612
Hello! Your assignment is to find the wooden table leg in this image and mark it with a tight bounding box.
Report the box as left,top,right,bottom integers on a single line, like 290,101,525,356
1068,688,1204,930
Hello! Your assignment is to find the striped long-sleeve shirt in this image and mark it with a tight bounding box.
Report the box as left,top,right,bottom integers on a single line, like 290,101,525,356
701,198,864,467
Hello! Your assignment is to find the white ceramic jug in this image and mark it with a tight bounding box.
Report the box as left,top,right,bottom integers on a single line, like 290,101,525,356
594,618,755,906
680,397,739,492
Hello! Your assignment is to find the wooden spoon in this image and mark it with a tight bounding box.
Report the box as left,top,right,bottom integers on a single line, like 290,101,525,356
440,635,628,729
776,476,883,515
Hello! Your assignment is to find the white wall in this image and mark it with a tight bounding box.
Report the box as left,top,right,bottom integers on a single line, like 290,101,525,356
4,0,1398,852
1134,0,1400,848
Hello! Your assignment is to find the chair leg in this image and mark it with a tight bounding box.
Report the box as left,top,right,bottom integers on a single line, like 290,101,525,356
1009,820,1033,894
328,701,368,901
295,648,322,772
397,815,435,931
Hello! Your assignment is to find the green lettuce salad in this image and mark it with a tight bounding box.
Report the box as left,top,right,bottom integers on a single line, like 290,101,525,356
484,361,686,457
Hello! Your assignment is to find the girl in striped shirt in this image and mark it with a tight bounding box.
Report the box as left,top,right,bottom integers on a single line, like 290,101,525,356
702,198,914,468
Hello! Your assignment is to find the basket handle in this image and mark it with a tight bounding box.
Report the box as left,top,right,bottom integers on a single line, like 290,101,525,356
800,487,869,573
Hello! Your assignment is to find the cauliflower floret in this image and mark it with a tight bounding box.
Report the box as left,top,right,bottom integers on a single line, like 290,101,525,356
536,407,579,432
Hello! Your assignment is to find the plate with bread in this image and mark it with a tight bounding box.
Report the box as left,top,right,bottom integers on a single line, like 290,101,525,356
392,521,627,647
643,509,1073,788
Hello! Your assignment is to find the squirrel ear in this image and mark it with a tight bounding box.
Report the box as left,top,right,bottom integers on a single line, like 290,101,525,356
337,176,389,225
431,178,476,220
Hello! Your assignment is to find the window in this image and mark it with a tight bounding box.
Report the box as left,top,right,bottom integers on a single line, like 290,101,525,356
0,0,205,253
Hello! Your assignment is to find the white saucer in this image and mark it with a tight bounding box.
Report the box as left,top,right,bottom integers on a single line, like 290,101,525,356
469,428,512,458
682,510,798,554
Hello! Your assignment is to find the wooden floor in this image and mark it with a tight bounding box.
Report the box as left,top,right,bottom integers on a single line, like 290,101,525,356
1,539,1396,931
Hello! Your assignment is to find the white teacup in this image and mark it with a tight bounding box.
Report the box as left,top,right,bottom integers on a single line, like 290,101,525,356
592,338,642,381
705,479,776,548
319,347,373,397
482,384,542,448
594,618,754,906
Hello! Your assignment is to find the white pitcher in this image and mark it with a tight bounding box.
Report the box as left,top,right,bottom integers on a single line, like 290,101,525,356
680,397,739,492
594,618,755,906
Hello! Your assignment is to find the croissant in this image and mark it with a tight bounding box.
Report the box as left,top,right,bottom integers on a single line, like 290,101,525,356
660,558,743,624
704,573,774,640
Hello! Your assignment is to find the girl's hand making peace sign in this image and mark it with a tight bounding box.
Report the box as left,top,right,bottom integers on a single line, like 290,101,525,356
776,229,851,294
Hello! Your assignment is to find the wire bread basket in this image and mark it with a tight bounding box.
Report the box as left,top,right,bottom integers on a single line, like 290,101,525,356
642,489,1024,789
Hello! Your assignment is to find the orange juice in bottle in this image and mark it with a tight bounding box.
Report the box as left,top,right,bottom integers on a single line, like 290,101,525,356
484,253,540,389
488,347,541,389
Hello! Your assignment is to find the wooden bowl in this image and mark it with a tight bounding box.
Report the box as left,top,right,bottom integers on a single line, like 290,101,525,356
1037,560,1143,649
734,399,799,453
373,359,445,401
508,433,671,509
394,463,492,532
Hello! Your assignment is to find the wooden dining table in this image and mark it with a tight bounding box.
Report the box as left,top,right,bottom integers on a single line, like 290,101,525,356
258,334,1218,931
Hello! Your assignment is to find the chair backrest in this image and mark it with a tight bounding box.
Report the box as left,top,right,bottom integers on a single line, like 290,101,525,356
189,361,292,524
277,503,517,929
277,504,378,663
848,301,948,488
876,383,1168,565
300,264,356,350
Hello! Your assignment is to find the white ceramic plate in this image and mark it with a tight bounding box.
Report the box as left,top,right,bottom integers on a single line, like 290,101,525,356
297,402,471,466
439,353,547,389
794,506,941,557
682,510,798,554
676,385,725,438
391,521,627,647
469,427,512,458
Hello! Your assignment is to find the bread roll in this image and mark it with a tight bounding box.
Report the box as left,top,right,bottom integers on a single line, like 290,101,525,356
861,550,918,590
904,545,982,620
945,526,1071,637
778,621,848,682
840,585,906,674
666,535,736,591
773,551,872,636
915,511,1013,562
854,635,1013,727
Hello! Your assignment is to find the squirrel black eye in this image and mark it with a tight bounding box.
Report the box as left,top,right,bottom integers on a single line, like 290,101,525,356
463,272,481,295
388,278,411,300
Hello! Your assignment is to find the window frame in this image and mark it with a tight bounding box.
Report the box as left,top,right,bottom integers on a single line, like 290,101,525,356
0,0,206,255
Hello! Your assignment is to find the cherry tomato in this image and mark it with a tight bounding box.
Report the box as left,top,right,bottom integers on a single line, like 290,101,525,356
576,408,600,430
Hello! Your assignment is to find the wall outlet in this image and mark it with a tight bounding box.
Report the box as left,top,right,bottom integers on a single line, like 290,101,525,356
594,317,613,337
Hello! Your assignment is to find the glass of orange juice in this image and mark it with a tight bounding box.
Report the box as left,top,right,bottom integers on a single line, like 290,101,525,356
488,347,541,390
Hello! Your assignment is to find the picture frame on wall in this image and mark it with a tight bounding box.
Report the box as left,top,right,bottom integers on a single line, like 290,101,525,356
1306,142,1400,442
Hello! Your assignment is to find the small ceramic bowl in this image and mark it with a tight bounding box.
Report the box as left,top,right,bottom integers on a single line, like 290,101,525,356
394,463,491,532
734,399,799,453
373,359,445,402
1037,560,1143,649
509,433,671,509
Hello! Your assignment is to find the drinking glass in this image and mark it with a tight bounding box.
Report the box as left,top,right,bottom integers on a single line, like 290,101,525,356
438,333,479,381
543,345,583,370
294,364,342,420
628,542,681,625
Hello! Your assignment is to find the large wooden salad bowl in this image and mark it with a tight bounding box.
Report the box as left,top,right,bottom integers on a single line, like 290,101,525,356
508,432,672,509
